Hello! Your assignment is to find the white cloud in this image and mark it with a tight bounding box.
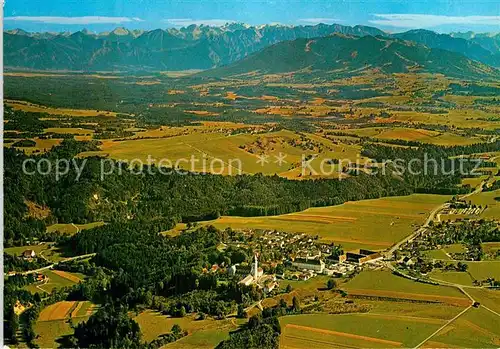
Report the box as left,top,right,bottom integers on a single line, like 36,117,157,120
163,18,236,27
370,14,500,29
298,18,342,25
4,16,144,25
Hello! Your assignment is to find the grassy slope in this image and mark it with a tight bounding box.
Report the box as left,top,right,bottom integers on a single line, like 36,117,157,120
203,194,449,250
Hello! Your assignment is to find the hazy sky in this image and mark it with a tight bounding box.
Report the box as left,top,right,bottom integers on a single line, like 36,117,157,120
4,0,500,33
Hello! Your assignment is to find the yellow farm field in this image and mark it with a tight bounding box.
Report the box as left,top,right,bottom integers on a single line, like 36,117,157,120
341,127,481,145
44,127,95,135
204,194,449,250
80,129,359,177
39,301,76,321
133,310,242,348
51,270,84,283
35,301,95,348
343,270,469,305
6,100,117,117
280,313,444,348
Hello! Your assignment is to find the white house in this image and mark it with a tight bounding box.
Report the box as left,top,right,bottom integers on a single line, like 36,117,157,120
292,257,325,273
22,250,36,259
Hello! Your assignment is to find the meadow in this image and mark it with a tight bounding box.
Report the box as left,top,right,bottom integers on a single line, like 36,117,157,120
132,310,243,349
4,242,68,263
430,261,500,286
6,99,117,117
279,313,442,348
425,307,500,348
81,128,367,178
24,269,85,294
339,127,482,146
468,189,500,219
34,301,96,348
343,270,468,304
203,194,450,250
46,221,105,235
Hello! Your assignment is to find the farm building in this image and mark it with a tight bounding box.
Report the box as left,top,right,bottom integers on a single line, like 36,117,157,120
292,257,325,273
340,249,383,265
22,249,36,259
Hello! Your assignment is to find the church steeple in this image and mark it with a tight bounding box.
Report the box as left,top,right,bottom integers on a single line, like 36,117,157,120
253,254,258,279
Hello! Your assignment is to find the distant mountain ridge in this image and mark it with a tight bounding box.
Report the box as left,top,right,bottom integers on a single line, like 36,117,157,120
201,34,499,80
4,23,386,71
394,29,500,67
4,23,500,72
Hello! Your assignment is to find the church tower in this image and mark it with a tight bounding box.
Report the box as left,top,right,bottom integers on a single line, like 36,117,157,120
253,254,258,279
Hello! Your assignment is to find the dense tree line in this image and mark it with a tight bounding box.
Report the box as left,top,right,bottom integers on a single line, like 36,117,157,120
5,140,411,245
216,313,282,349
361,142,500,194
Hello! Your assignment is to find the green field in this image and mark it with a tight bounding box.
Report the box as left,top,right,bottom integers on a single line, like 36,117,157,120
338,127,482,146
467,288,500,314
4,243,68,263
24,270,85,294
468,189,500,219
4,243,52,257
80,129,367,178
360,299,463,320
482,242,500,259
34,301,96,348
444,243,466,254
34,317,89,348
466,261,500,281
423,248,452,260
280,313,443,348
203,194,449,250
46,221,105,235
344,270,467,299
428,307,500,348
429,270,474,285
132,310,242,348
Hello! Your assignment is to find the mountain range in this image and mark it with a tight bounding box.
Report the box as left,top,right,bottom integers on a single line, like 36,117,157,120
201,34,498,79
4,23,500,76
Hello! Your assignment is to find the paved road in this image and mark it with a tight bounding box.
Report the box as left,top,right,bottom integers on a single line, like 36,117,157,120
382,181,499,348
8,253,96,276
386,180,485,259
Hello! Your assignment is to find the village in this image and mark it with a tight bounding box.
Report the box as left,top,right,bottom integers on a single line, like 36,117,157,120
202,229,384,294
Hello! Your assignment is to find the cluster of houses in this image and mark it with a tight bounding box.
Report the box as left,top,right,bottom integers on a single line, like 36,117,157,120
217,229,387,291
441,206,485,216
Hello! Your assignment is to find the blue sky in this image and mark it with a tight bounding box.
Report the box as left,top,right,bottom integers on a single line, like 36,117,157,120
4,0,500,33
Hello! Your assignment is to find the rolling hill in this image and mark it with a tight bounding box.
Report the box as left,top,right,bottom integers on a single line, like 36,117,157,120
201,34,499,79
394,29,500,67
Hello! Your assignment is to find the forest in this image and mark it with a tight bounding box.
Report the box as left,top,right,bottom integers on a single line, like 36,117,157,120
4,134,499,348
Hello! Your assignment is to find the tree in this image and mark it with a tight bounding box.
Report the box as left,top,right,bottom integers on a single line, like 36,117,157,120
4,307,19,344
222,256,231,267
292,296,300,312
231,249,248,264
179,306,187,317
326,279,337,290
171,324,182,336
248,314,262,329
279,298,287,309
457,262,469,272
237,304,247,318
285,284,293,293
